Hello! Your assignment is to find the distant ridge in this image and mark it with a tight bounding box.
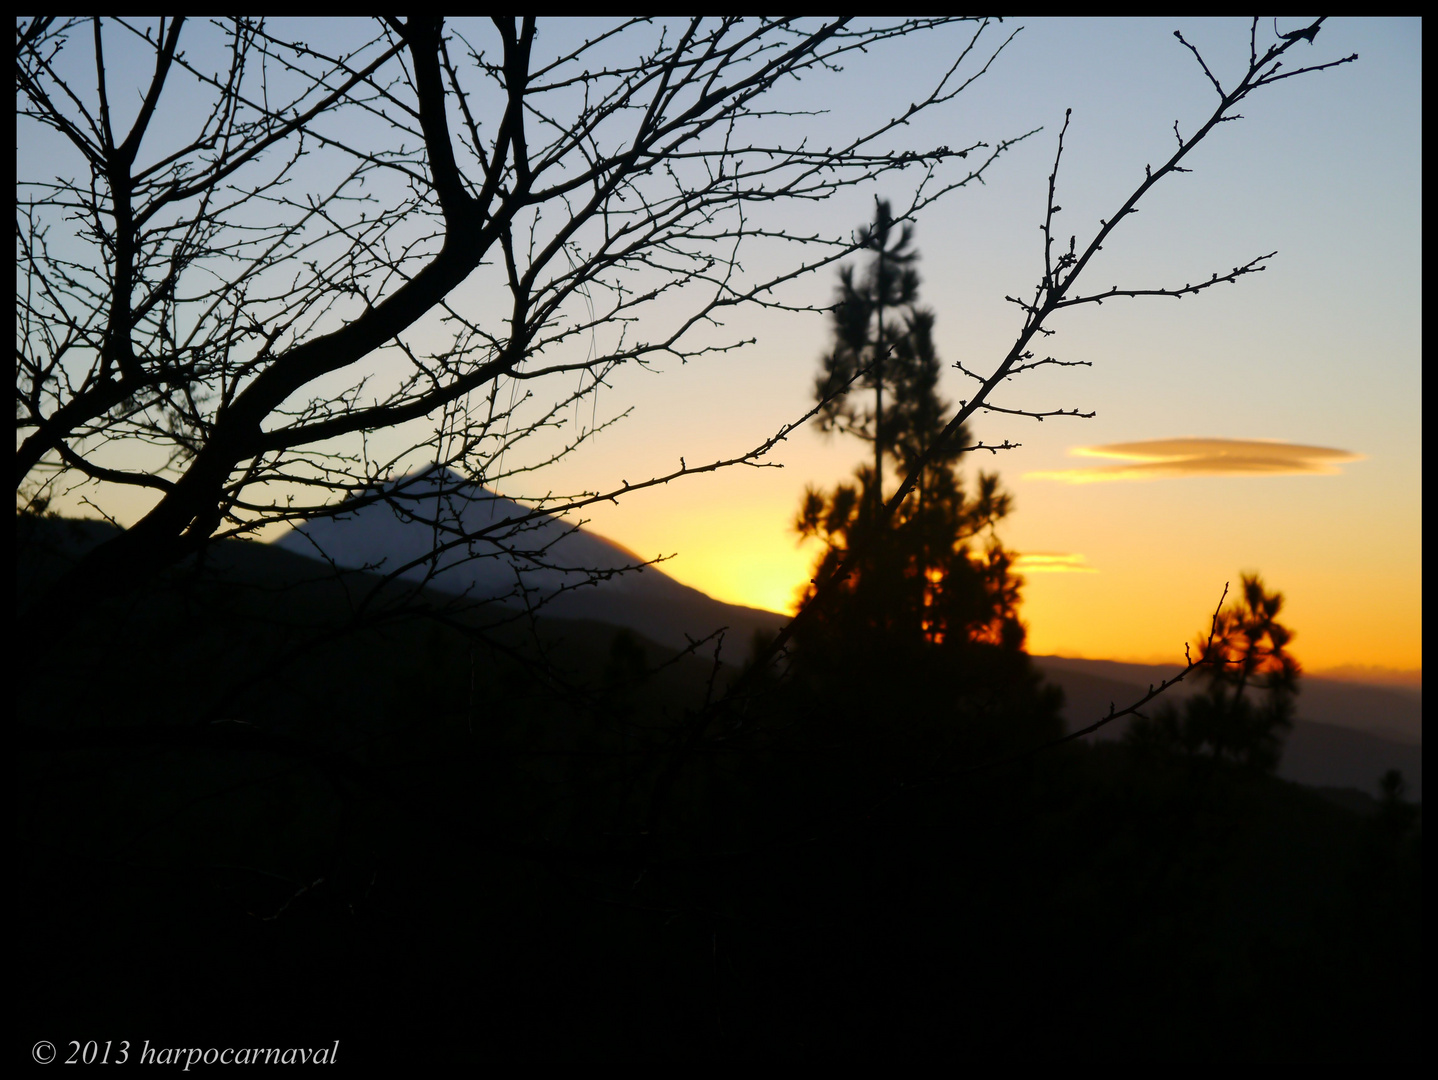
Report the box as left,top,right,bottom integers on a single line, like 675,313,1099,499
23,508,1420,800
1032,655,1422,799
273,468,787,655
1309,664,1421,693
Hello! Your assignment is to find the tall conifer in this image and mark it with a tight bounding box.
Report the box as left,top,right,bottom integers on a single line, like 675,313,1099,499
798,200,1025,651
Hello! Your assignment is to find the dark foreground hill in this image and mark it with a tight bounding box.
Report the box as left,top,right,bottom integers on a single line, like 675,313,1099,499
16,514,1423,1063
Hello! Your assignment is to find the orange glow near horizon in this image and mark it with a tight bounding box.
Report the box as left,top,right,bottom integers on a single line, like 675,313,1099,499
665,544,1423,677
38,466,1422,680
609,492,1422,679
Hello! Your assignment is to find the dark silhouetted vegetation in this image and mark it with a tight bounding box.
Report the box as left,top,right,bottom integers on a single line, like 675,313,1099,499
18,19,1413,1067
780,201,1061,781
798,199,1028,653
1128,574,1300,771
17,506,1419,1064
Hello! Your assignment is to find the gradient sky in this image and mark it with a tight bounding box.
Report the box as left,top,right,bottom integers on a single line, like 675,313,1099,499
28,18,1421,676
521,17,1423,676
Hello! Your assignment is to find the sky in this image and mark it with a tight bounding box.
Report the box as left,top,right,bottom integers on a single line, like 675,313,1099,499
522,17,1423,676
24,18,1422,678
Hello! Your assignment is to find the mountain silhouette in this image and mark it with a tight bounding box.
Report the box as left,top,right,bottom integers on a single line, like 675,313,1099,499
273,467,787,655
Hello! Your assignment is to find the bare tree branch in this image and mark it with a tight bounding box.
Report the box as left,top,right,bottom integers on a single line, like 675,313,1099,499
16,18,1028,639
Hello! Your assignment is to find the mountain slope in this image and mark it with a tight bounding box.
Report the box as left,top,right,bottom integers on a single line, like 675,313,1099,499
273,468,788,654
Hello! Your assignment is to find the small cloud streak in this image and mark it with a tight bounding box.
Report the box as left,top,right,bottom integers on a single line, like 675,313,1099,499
1014,552,1097,574
1026,437,1364,484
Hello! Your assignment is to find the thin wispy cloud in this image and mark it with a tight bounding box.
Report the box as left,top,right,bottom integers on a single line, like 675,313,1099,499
1013,552,1097,574
1026,438,1364,484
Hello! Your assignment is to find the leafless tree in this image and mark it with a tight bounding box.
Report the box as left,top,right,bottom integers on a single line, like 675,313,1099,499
16,17,1356,739
16,16,1030,631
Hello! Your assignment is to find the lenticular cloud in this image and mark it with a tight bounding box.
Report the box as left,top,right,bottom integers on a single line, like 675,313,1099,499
1025,438,1363,483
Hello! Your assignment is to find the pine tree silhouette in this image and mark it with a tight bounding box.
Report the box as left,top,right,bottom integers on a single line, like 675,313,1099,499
1127,573,1300,771
788,201,1059,767
798,199,1025,651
